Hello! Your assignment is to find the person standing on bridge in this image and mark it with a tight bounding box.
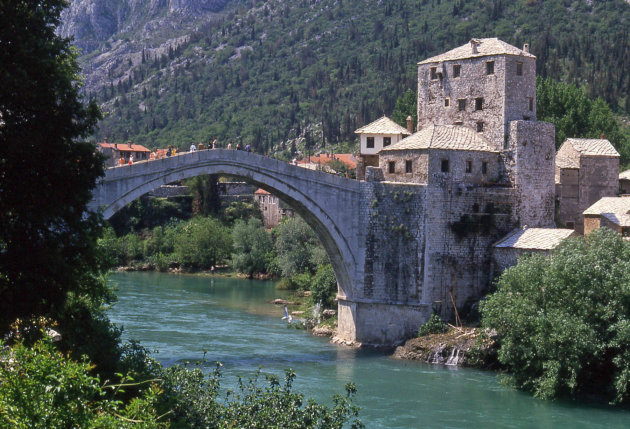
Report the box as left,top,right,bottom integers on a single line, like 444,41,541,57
245,143,251,153
190,143,196,152
118,156,125,167
227,141,232,150
236,142,242,151
128,154,134,165
212,137,218,149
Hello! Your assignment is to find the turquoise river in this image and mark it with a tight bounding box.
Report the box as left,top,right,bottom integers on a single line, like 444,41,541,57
107,272,629,428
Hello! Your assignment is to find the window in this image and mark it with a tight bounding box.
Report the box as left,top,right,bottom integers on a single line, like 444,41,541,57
476,122,484,132
465,160,472,173
486,61,494,75
482,161,488,175
383,137,391,147
441,159,450,173
528,97,534,111
523,116,531,121
458,99,466,111
366,137,374,148
475,97,484,110
444,98,450,107
406,160,413,173
388,161,396,174
430,67,438,80
516,61,523,76
453,64,461,78
454,121,463,126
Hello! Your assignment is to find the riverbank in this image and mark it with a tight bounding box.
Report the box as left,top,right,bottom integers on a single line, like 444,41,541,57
393,326,500,369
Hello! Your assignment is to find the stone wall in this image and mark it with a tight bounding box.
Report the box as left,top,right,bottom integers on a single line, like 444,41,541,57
421,184,518,317
508,120,556,227
418,53,536,152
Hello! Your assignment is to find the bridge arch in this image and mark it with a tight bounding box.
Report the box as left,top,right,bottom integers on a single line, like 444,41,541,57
91,150,363,301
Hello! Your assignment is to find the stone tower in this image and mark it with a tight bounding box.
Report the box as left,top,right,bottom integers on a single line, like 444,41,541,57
417,38,537,152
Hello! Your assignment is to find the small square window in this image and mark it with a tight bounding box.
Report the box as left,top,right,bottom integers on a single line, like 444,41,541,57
444,98,450,107
516,62,523,76
475,97,484,110
453,65,461,78
528,97,534,111
458,99,466,111
430,67,437,80
441,159,449,173
366,137,374,149
454,121,463,126
476,122,484,132
388,161,396,174
482,161,488,175
465,160,472,173
406,160,413,173
486,61,494,75
383,137,391,147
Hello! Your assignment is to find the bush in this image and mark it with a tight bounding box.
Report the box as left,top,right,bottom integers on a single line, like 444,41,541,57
311,264,338,308
481,228,630,403
0,339,163,428
417,313,447,337
232,218,274,277
174,216,232,270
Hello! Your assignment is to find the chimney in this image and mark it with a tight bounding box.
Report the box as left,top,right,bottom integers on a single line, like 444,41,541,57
115,143,118,150
470,39,480,54
103,137,108,143
128,141,133,148
406,116,413,134
523,43,529,53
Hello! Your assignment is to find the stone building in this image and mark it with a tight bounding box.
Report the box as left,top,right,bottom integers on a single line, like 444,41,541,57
619,170,630,194
366,38,556,318
417,38,537,152
98,140,151,167
582,196,630,236
354,116,411,180
254,188,294,228
555,138,619,233
493,227,574,274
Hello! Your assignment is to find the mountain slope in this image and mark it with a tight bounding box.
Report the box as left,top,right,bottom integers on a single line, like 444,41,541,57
64,0,630,154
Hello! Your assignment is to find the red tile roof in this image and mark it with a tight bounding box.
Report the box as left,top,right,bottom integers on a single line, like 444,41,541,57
255,188,271,195
298,153,357,169
99,142,151,153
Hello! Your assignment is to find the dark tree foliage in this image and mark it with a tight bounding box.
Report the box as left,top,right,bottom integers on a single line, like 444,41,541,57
0,2,105,337
191,174,221,216
392,88,417,131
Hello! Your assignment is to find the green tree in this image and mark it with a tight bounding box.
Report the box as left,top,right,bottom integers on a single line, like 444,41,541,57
273,217,324,277
232,218,274,277
392,88,417,131
481,228,630,403
311,264,338,308
174,216,232,269
536,77,628,163
191,174,221,216
0,0,121,370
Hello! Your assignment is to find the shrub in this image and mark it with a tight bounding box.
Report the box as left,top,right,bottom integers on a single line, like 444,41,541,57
232,218,274,277
417,313,447,337
481,228,630,403
311,264,338,308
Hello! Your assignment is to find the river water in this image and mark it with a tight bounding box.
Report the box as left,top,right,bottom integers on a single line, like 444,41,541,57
107,272,629,428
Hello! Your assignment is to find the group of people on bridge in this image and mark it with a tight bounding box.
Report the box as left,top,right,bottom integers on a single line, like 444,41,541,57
116,137,252,167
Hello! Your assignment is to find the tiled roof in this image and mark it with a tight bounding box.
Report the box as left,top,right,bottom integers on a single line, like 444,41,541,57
555,154,579,169
620,170,630,181
354,116,411,135
494,227,574,250
380,124,497,153
255,188,270,195
418,38,534,65
298,153,357,169
564,138,619,157
99,142,151,153
583,197,630,226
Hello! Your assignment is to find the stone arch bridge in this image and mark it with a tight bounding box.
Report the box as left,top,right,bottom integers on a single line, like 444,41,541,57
90,149,430,346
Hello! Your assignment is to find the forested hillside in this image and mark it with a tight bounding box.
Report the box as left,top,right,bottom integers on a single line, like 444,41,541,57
74,0,630,153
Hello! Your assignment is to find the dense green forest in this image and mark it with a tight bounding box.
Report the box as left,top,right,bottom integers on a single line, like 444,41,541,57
91,0,630,155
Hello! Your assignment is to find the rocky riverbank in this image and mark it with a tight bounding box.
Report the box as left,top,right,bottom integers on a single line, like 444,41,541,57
393,326,500,369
